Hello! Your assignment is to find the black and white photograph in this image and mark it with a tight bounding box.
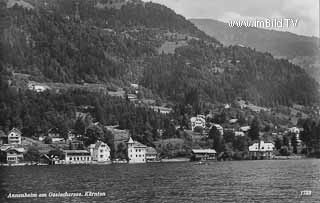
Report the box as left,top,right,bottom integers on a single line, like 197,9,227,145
0,0,319,202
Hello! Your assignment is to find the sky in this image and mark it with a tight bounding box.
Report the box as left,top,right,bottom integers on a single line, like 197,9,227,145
144,0,320,38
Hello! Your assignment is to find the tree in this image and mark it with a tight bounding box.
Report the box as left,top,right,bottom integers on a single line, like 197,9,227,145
48,149,65,159
24,147,41,163
209,126,225,153
233,136,249,152
248,117,260,140
279,146,291,156
74,118,86,136
44,136,52,144
275,137,283,151
290,133,298,154
83,125,104,146
193,126,203,134
115,143,127,160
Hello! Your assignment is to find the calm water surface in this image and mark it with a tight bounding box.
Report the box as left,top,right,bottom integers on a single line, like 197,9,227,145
1,159,320,203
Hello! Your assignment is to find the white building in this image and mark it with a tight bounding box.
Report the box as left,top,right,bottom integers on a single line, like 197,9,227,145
249,141,275,159
235,131,245,137
190,115,206,131
89,141,111,163
191,149,217,161
64,150,92,164
240,126,251,132
8,128,22,145
51,137,65,143
47,128,65,143
229,119,238,124
127,137,147,163
28,82,51,93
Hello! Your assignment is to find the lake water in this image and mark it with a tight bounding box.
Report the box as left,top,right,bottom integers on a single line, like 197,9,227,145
1,159,320,202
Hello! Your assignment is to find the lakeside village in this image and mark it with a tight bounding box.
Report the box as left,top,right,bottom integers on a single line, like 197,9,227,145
1,82,318,166
0,111,308,166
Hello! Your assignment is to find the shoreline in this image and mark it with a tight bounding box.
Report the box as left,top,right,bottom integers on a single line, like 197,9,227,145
0,156,315,167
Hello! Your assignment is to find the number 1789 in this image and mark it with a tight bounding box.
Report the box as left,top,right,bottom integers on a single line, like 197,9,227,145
300,190,312,196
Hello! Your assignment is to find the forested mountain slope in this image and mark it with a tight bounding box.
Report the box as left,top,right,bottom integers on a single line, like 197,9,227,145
190,18,320,83
0,0,319,108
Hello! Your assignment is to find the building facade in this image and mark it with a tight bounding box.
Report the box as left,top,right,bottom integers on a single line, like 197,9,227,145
127,137,147,163
190,115,206,131
8,128,22,145
249,141,275,160
89,141,111,163
64,150,92,164
191,149,217,161
145,147,158,162
0,146,25,164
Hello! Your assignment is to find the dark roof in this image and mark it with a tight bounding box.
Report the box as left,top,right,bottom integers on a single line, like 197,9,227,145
9,128,21,135
48,128,60,134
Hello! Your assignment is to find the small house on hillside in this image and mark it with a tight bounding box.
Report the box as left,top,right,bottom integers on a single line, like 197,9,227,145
8,128,22,145
47,128,65,143
190,115,206,131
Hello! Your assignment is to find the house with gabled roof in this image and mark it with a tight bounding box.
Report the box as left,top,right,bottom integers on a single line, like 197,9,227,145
145,147,158,162
8,128,22,145
89,141,111,163
0,145,25,164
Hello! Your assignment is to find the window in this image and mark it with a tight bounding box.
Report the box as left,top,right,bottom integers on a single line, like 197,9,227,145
100,150,103,153
70,157,72,161
139,155,141,157
100,155,103,158
136,155,137,157
77,157,79,161
136,149,138,152
130,155,132,157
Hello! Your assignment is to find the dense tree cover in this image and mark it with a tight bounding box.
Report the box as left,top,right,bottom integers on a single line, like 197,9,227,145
142,42,319,106
1,1,318,108
248,117,260,140
0,68,173,148
298,118,320,156
24,146,41,162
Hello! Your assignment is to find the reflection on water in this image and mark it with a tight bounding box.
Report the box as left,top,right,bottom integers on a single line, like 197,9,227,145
1,159,320,202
